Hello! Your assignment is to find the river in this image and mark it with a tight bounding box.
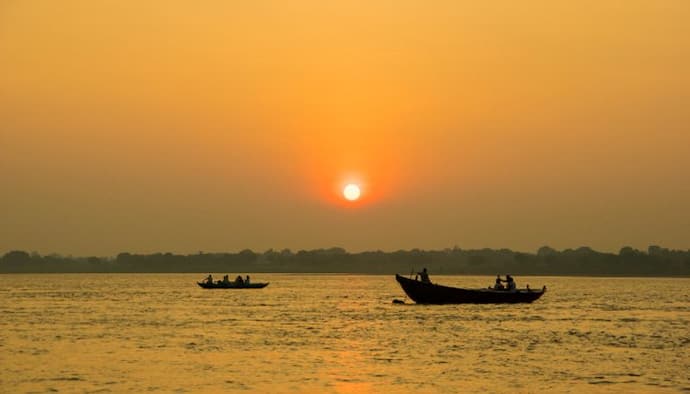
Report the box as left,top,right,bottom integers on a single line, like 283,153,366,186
1,274,688,393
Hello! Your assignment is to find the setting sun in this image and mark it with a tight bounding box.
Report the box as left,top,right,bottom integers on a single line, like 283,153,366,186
343,184,361,201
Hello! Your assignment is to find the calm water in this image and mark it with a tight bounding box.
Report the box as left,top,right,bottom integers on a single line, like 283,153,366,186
1,274,688,393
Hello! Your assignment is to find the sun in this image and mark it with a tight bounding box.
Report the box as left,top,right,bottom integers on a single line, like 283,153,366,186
343,184,361,201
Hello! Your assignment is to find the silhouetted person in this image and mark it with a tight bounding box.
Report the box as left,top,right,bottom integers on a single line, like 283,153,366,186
245,275,250,285
417,268,431,284
505,275,516,291
235,275,244,285
222,275,230,284
494,275,505,290
205,274,213,284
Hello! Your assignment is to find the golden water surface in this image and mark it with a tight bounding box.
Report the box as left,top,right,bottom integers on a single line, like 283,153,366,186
1,274,688,393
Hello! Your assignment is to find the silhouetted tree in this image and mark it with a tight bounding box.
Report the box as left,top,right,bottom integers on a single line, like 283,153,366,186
537,246,557,256
2,250,31,265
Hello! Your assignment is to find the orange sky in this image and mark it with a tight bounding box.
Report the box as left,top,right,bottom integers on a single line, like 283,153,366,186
1,1,689,255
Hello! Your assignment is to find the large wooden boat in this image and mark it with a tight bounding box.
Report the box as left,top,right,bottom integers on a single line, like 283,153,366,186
197,281,269,289
395,274,545,304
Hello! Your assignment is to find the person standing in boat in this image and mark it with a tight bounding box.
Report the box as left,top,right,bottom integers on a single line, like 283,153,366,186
245,275,250,285
417,268,431,284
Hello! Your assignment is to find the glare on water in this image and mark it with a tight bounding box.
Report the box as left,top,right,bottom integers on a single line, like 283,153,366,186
1,274,688,393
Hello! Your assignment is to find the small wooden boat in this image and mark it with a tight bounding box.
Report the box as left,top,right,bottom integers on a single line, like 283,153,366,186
395,274,545,304
197,281,269,289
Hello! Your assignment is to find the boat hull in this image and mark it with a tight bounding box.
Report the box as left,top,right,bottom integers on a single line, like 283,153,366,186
395,274,544,304
197,282,269,289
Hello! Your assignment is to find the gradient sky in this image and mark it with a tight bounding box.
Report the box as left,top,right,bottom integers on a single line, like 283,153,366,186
1,1,689,256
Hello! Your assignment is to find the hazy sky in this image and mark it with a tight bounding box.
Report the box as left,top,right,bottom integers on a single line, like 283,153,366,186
2,1,689,256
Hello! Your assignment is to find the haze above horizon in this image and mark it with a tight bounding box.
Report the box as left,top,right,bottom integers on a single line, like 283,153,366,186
1,1,689,256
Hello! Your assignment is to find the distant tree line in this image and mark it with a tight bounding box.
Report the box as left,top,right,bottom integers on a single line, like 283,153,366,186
1,246,689,276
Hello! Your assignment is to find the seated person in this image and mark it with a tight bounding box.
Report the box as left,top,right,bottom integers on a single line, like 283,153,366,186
505,275,516,291
205,274,213,284
494,275,504,290
235,275,244,285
